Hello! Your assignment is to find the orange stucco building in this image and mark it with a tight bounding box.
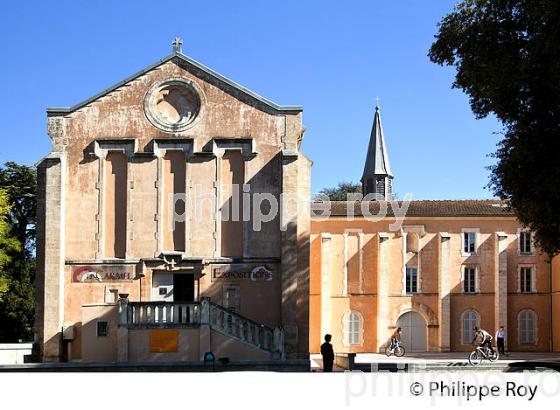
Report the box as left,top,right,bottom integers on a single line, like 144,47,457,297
309,106,560,354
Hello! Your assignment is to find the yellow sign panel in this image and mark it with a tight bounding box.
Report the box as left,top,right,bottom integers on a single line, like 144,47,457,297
149,329,178,353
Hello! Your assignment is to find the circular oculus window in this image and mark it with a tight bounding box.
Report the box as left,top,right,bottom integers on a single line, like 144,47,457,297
144,78,201,132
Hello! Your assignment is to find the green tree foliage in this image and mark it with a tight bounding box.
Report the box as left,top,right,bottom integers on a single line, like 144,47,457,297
0,162,37,256
317,181,362,201
429,0,560,255
0,190,20,297
0,162,37,341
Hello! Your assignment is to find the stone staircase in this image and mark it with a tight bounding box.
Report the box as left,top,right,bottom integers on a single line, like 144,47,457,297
208,301,283,357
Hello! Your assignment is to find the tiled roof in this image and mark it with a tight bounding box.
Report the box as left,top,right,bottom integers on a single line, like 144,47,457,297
311,200,515,217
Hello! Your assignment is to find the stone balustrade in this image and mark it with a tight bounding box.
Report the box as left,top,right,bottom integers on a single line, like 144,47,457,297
208,301,282,353
117,298,284,355
123,301,200,328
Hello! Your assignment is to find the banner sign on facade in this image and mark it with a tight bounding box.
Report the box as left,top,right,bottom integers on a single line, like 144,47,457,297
71,265,135,283
212,264,273,281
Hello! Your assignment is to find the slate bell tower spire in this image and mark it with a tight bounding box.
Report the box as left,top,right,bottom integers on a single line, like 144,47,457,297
361,102,394,199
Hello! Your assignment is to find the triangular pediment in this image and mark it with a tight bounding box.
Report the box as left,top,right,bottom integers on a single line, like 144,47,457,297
47,52,302,116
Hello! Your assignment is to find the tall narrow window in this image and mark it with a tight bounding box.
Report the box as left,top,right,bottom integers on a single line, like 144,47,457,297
519,231,533,254
463,231,477,254
220,151,244,257
104,152,127,258
162,151,186,252
518,310,536,344
462,310,479,344
343,311,361,345
463,266,476,293
519,266,533,293
405,267,418,293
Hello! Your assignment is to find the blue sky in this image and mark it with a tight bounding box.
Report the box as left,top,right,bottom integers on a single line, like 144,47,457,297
0,0,502,199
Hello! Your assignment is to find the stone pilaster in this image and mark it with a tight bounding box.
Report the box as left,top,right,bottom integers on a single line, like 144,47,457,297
199,298,211,360
280,153,299,357
154,152,164,256
376,232,390,352
117,298,129,362
35,152,67,362
280,151,311,358
320,233,332,339
496,232,509,347
95,151,107,259
401,231,407,294
358,232,364,294
342,232,348,296
438,232,451,352
213,153,222,257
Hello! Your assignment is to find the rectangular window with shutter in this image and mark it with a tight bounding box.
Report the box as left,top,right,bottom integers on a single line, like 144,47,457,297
519,311,536,344
520,266,533,293
463,266,476,293
344,312,361,345
519,231,533,254
463,231,477,254
405,267,417,293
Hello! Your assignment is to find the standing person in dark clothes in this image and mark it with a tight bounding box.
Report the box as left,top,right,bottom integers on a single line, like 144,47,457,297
495,326,506,356
320,334,334,372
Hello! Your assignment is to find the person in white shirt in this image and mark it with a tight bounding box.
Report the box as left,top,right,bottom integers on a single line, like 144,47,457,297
495,326,506,355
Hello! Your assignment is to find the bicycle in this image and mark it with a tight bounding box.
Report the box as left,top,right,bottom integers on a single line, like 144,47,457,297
468,344,499,365
385,340,405,357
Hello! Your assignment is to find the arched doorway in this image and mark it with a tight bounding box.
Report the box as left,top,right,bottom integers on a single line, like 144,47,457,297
396,311,427,352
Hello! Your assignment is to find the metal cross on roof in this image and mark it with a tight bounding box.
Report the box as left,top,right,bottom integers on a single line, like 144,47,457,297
172,37,183,53
375,96,381,109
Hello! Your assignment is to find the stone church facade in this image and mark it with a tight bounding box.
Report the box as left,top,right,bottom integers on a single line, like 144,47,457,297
309,105,560,354
35,40,311,362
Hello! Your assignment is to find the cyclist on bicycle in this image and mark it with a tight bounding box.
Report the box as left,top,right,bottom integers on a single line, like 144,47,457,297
472,326,495,355
390,327,402,351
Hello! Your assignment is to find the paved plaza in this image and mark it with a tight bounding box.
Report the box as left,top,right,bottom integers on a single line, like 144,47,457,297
311,352,560,372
